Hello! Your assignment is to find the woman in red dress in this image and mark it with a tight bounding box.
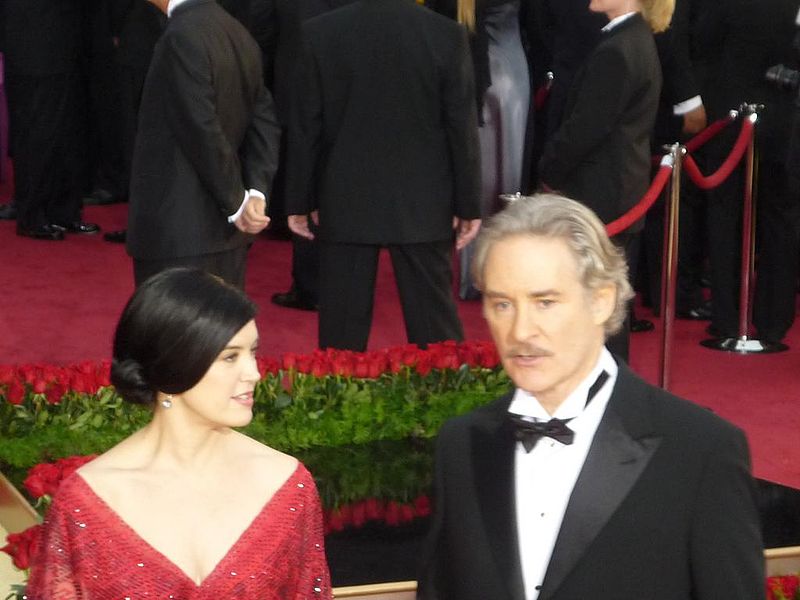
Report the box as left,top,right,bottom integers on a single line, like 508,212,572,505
26,268,332,599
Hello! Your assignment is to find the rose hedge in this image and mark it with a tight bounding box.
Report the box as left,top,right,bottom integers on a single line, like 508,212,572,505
0,341,507,513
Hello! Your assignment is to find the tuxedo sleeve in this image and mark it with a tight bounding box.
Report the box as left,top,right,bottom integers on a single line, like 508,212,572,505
443,27,481,220
538,43,635,189
689,426,764,599
240,83,281,196
417,423,452,600
161,29,247,216
658,0,700,108
284,30,323,216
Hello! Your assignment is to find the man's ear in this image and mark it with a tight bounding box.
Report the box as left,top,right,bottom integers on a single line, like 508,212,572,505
591,284,616,327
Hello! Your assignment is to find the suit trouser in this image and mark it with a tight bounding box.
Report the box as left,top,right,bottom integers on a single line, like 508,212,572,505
7,68,86,230
318,240,464,351
753,159,800,341
133,246,249,289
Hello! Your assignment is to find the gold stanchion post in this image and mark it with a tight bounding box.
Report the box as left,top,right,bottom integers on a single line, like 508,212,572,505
658,145,682,390
701,103,788,353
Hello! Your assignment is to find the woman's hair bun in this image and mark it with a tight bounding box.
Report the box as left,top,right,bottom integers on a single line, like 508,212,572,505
111,358,155,405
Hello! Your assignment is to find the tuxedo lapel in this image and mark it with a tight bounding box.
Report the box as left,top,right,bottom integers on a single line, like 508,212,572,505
538,367,662,599
471,394,526,600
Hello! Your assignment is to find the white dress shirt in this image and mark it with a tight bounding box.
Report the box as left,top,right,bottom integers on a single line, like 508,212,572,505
509,348,618,600
165,0,265,224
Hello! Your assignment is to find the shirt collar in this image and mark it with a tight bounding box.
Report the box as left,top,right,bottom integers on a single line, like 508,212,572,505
167,0,192,17
601,11,637,33
508,347,618,421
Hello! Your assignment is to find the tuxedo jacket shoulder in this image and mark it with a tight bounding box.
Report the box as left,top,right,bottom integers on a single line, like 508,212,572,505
538,14,661,226
284,0,481,244
418,363,764,600
127,0,280,261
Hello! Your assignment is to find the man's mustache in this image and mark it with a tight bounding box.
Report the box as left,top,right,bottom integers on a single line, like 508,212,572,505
504,344,553,358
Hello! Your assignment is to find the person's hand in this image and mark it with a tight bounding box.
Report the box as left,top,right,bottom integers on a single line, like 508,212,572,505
682,104,707,136
234,195,270,234
453,217,481,251
288,214,315,240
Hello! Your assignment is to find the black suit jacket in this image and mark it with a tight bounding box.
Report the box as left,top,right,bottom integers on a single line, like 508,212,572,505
284,0,481,245
653,0,703,145
534,0,607,135
263,0,360,124
418,362,764,600
538,14,661,229
127,0,281,260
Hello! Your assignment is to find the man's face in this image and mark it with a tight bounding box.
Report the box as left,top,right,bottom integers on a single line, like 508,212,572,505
481,234,615,412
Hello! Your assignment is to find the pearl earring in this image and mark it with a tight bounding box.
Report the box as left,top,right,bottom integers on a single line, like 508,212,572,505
161,395,173,409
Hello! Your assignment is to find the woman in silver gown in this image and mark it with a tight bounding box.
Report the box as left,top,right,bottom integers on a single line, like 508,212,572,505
429,0,534,299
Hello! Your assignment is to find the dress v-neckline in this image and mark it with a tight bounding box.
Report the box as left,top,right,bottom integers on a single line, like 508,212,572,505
73,462,300,588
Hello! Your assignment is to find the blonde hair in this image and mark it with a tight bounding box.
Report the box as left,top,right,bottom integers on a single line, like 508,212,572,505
640,0,675,33
457,0,476,32
471,194,634,338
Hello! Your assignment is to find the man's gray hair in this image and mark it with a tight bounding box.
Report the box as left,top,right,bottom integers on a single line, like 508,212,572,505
471,193,634,337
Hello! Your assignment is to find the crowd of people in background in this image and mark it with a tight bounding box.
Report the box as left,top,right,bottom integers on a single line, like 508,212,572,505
0,0,797,350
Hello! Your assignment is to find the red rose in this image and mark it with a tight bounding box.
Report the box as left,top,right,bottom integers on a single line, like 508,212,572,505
311,359,328,378
295,355,313,374
415,354,433,377
327,508,345,532
5,380,26,405
364,497,382,521
282,353,298,370
398,503,415,523
97,360,112,387
1,525,43,570
413,495,431,517
384,501,401,526
366,354,387,378
350,501,367,527
45,381,68,404
353,357,369,378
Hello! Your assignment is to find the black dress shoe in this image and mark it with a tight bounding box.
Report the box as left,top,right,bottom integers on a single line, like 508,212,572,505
630,318,655,333
16,223,65,241
676,302,712,320
271,288,318,311
0,203,16,220
103,229,127,243
52,221,100,234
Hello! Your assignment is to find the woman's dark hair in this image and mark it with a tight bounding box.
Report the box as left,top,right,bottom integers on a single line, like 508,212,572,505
111,268,258,405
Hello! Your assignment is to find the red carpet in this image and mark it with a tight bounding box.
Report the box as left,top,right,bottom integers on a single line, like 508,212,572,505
1,203,799,489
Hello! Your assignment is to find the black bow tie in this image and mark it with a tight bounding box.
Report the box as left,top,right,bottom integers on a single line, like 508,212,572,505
509,370,610,453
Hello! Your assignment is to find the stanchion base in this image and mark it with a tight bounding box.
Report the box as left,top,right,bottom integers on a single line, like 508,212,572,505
700,336,789,354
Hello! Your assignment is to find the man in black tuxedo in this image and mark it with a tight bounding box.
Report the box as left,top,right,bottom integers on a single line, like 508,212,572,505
1,0,98,240
127,0,281,287
417,194,764,600
285,0,482,351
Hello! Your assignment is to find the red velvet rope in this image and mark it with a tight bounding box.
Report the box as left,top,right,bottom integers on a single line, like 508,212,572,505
684,114,736,154
605,162,673,237
682,117,754,190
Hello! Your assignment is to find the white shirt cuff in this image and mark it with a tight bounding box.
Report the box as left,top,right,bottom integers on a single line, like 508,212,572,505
673,95,703,116
227,189,266,223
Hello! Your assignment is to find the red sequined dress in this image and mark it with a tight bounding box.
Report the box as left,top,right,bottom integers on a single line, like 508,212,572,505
26,463,332,599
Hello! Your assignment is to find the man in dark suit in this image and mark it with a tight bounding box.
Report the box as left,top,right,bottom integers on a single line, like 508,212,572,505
1,0,98,240
417,194,764,600
127,0,281,287
264,0,359,313
691,0,800,342
538,9,663,360
285,0,482,351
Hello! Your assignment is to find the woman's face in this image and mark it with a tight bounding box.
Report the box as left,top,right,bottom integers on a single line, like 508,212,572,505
178,319,261,428
588,0,640,20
